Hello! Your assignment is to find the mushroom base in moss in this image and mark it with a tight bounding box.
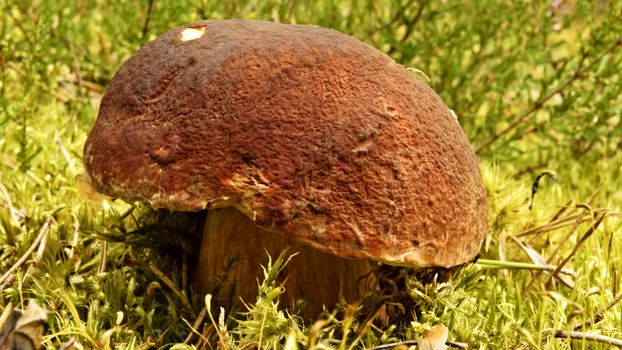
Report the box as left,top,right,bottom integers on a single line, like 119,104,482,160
193,206,374,317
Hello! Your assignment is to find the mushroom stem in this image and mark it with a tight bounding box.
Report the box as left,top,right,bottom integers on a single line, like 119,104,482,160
193,206,373,317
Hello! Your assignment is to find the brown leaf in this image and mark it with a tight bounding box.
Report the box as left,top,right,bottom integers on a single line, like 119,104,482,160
418,325,449,350
0,301,48,350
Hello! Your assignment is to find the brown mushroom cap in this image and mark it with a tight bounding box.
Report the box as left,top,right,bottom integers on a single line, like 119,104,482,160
83,19,487,268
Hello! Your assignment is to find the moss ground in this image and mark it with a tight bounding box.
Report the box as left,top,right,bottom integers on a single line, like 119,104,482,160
1,1,621,349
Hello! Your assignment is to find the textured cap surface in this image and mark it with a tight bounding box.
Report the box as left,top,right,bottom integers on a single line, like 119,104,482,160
83,19,488,267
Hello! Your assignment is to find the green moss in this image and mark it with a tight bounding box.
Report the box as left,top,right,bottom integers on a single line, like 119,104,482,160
1,1,621,349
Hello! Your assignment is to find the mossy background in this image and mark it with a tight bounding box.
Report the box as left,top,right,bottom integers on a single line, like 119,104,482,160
1,0,621,349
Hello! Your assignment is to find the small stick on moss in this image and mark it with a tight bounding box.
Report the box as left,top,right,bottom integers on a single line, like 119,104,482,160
549,200,573,222
22,221,49,284
181,316,210,345
182,307,207,344
542,205,595,261
539,184,602,233
545,329,622,347
574,291,622,331
0,217,51,286
517,208,607,237
527,206,583,245
584,183,605,207
542,212,606,287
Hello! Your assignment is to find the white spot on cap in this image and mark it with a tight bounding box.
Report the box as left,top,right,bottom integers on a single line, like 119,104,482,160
449,109,460,125
180,27,205,41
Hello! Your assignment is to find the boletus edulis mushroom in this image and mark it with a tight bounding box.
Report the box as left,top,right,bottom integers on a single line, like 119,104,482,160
83,19,488,317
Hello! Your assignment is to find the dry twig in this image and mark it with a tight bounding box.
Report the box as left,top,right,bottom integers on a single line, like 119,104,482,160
542,212,606,287
545,329,622,348
0,218,51,287
574,291,622,331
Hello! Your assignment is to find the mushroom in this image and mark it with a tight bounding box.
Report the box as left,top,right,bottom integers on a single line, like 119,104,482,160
83,19,488,317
